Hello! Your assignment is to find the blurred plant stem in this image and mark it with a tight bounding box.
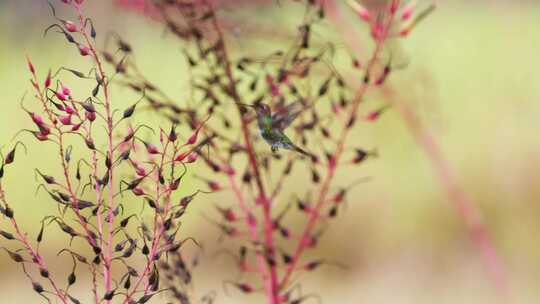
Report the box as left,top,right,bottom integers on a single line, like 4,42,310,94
327,0,510,298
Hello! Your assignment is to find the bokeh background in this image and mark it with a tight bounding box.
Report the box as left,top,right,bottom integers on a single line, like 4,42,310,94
1,0,539,303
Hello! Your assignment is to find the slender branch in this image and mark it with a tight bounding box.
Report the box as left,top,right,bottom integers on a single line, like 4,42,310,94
279,2,397,288
202,1,280,303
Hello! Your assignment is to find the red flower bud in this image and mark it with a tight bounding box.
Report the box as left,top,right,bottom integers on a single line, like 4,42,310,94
135,166,146,177
358,7,371,21
78,44,90,56
390,0,400,14
222,165,235,176
186,130,199,145
44,70,51,88
186,152,198,163
26,56,35,74
402,1,417,20
348,0,371,22
132,187,144,196
36,133,49,141
63,21,77,32
85,111,96,122
399,27,411,37
65,105,74,114
208,181,221,191
55,91,67,101
144,142,160,154
62,85,71,96
174,152,188,162
225,209,236,222
29,112,44,126
59,114,72,125
39,125,51,136
71,122,83,131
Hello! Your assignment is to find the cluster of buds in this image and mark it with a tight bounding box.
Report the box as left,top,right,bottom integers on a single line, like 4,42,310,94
347,0,436,38
0,1,214,304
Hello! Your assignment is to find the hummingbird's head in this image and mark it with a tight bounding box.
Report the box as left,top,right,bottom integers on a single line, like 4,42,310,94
253,103,271,116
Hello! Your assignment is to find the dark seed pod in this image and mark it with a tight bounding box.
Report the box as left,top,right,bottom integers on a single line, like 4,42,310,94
329,206,338,218
115,240,128,252
123,275,131,289
68,272,76,285
36,224,45,243
36,169,56,184
0,230,15,240
282,253,293,264
4,145,20,165
82,101,95,113
3,248,24,262
32,281,44,293
137,294,154,304
68,295,81,304
104,289,115,300
123,103,137,118
3,207,14,218
85,138,96,150
142,243,150,255
40,268,49,278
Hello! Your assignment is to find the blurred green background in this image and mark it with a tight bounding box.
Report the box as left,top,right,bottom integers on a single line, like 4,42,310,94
1,0,539,303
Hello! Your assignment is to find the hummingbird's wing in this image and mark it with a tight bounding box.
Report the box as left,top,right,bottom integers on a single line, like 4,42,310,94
271,101,304,131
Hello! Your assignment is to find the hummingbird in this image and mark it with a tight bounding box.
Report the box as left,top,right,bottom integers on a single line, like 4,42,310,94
245,101,313,157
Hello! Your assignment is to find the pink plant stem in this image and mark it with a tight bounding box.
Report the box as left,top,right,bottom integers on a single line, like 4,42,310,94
0,187,68,304
279,2,398,288
29,58,102,304
123,140,175,303
74,4,116,301
203,2,280,302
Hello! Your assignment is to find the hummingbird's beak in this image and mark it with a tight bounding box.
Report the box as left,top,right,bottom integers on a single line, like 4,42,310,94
236,102,255,108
